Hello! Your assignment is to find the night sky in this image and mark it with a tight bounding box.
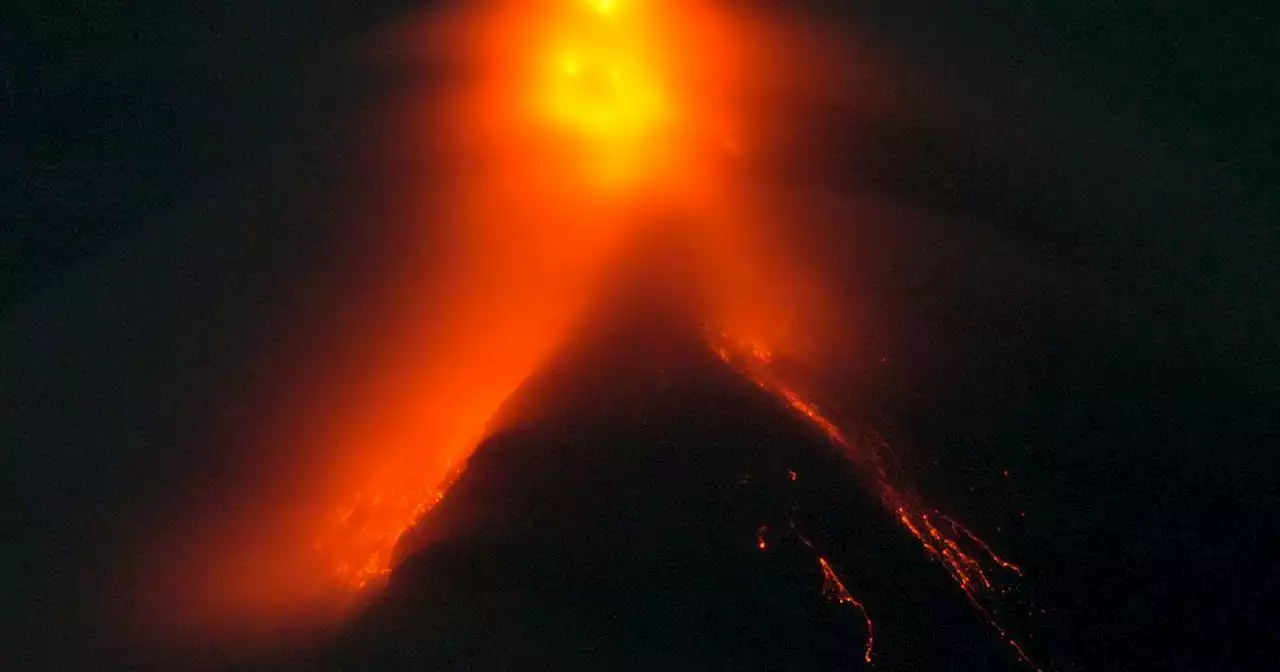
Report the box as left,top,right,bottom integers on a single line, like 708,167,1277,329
5,1,1278,669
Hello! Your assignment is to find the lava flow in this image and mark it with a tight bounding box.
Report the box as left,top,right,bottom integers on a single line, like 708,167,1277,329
134,1,1043,668
714,330,1042,669
758,522,876,664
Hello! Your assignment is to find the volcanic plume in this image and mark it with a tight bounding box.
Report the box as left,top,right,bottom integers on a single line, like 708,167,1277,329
129,1,1042,667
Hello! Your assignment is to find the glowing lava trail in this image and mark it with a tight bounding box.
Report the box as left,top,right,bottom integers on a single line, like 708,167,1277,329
759,522,876,664
714,330,1042,670
136,1,1045,668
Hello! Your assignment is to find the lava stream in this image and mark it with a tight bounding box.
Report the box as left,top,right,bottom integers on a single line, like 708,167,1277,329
713,330,1042,670
758,522,876,664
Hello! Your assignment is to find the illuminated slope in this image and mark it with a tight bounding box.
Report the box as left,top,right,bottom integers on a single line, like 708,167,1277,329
324,237,1026,669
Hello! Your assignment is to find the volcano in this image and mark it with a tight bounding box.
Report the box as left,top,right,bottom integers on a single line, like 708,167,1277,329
8,2,1278,670
310,229,1025,670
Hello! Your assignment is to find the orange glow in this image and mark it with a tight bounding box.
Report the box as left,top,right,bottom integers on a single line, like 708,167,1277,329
535,1,671,183
133,0,762,641
129,1,1038,668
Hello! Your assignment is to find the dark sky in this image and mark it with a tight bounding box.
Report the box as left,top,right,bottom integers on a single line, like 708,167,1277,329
5,1,1278,668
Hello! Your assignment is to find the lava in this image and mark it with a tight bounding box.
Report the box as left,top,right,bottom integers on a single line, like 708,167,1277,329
135,1,1043,668
713,330,1042,670
810,544,876,665
759,522,876,664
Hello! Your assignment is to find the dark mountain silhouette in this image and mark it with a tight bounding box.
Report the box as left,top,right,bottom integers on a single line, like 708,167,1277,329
319,228,1023,670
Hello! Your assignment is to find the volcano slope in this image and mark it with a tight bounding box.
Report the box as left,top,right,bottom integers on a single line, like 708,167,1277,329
318,233,1025,671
